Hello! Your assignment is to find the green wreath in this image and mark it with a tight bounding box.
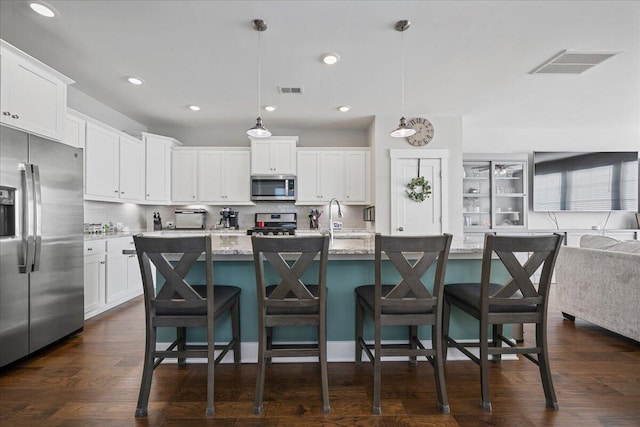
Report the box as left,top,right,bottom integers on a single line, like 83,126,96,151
406,176,432,202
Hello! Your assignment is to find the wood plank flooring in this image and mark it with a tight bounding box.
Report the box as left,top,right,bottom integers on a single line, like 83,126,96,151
1,292,639,426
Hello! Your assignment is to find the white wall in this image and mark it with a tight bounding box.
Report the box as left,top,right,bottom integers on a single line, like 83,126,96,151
372,115,464,243
463,124,640,230
149,126,368,147
68,87,147,134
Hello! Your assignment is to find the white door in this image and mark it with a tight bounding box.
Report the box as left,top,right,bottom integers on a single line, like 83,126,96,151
392,157,442,236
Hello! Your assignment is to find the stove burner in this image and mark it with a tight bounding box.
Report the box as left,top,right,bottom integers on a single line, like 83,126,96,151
247,227,296,236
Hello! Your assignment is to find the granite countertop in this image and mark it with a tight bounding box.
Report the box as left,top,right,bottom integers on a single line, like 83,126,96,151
133,230,482,257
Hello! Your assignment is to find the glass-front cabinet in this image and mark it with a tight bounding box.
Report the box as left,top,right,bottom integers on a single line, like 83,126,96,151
463,154,528,237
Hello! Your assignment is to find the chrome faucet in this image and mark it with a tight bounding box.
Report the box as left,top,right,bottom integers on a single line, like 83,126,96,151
328,198,343,244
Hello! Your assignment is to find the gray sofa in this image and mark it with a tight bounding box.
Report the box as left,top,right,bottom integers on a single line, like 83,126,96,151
555,235,640,342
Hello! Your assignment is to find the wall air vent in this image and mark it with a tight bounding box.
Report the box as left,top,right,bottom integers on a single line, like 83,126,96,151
530,49,621,74
278,87,303,94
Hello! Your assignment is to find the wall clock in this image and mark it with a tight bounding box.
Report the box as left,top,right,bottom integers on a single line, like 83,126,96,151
406,117,434,146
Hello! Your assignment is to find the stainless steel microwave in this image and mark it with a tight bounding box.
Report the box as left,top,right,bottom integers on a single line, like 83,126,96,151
251,175,296,201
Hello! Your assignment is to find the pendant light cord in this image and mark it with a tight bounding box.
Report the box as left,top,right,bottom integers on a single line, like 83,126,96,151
400,27,405,118
257,30,262,118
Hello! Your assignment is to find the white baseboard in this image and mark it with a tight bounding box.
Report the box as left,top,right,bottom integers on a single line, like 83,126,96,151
156,339,518,364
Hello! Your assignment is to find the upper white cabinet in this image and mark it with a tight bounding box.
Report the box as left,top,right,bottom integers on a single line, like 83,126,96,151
250,136,297,175
0,40,73,142
172,149,198,203
142,132,181,204
64,110,86,149
297,148,370,205
198,149,251,204
84,121,144,202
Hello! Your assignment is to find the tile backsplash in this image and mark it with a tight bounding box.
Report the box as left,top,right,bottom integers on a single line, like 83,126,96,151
85,201,372,232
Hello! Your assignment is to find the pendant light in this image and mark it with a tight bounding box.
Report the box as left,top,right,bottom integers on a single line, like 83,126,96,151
390,20,416,138
247,19,271,138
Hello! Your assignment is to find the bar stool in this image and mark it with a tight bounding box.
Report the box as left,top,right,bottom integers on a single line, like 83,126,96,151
133,235,241,417
442,233,563,411
251,234,330,414
354,233,453,415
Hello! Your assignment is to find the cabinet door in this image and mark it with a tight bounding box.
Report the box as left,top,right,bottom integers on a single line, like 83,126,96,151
85,123,119,199
106,253,128,303
64,114,85,149
83,253,106,314
318,151,345,201
223,151,251,202
145,138,171,202
345,151,369,203
198,151,224,202
119,136,145,201
172,150,198,202
127,254,142,293
270,140,297,174
492,161,527,229
0,47,67,141
297,151,321,202
251,140,273,174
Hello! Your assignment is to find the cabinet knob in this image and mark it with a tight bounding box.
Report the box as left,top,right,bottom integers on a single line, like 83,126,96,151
87,247,93,251
100,261,105,265
120,191,124,194
146,194,150,197
11,114,19,119
114,190,119,193
398,227,404,231
2,111,10,116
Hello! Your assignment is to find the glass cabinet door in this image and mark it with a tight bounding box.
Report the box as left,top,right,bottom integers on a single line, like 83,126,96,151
492,161,527,229
463,161,492,230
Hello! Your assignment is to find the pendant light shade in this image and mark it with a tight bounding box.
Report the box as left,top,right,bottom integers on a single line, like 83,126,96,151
247,117,271,138
247,19,271,138
391,20,416,138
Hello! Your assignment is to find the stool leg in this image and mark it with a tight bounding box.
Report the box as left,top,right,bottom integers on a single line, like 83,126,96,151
232,297,241,366
432,324,450,414
409,325,418,366
372,316,382,415
480,320,492,411
177,327,186,367
319,325,330,413
355,297,363,365
253,326,266,415
135,325,156,417
537,322,559,410
442,297,451,363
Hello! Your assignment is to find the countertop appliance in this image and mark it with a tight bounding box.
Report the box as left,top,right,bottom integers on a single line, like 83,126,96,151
247,212,297,235
175,209,207,229
0,125,84,367
251,175,296,201
219,208,239,229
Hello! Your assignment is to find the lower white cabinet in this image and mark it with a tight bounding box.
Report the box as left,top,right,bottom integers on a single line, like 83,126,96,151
83,236,142,319
83,240,106,316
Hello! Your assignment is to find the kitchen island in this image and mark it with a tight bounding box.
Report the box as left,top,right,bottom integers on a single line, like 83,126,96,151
139,230,514,362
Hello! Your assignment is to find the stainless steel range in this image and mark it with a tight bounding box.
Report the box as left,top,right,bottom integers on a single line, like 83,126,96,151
246,213,297,235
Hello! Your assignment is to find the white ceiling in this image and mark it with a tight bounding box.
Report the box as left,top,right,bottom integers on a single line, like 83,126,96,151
1,0,638,136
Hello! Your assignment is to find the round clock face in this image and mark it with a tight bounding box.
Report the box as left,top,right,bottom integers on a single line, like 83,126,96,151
406,118,434,146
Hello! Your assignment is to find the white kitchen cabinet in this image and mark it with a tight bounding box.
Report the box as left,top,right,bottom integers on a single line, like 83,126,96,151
142,132,181,204
198,149,251,204
84,121,145,202
0,40,73,142
250,137,297,175
85,122,120,200
64,110,86,149
171,149,198,202
344,150,370,203
297,149,370,205
119,135,145,201
106,237,141,304
83,240,106,317
296,150,345,203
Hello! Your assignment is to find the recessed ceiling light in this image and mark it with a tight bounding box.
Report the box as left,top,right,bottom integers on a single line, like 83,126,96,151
263,105,277,112
29,1,57,18
337,105,351,112
127,76,144,85
188,105,201,111
321,53,341,65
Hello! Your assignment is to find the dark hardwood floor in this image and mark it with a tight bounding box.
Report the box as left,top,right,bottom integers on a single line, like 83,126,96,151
1,291,639,426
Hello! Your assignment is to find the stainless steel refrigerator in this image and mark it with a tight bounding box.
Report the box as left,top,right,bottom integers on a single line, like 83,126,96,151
0,125,84,367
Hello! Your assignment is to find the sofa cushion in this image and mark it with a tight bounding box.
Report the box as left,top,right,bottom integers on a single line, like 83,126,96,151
580,234,640,254
580,235,619,250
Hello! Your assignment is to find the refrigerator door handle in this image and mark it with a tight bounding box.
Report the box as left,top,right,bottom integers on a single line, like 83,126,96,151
32,164,42,272
18,163,36,273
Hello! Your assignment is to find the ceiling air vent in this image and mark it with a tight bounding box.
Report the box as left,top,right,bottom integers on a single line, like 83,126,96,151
278,87,304,94
530,49,621,74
